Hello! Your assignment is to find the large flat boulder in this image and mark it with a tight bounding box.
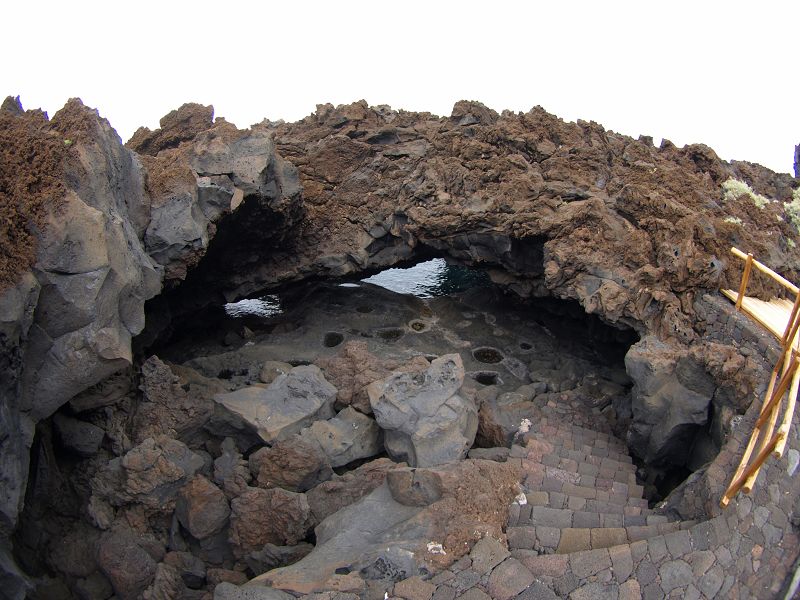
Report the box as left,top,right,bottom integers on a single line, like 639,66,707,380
299,407,382,468
213,366,337,444
625,337,716,466
251,458,519,594
367,354,477,467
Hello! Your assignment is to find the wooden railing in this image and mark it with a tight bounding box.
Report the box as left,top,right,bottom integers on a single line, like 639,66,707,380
720,248,800,508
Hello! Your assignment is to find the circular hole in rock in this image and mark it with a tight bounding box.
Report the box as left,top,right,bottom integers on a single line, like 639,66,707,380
376,328,404,342
472,371,501,386
473,346,504,364
324,332,344,348
356,305,374,313
519,342,533,351
409,320,428,332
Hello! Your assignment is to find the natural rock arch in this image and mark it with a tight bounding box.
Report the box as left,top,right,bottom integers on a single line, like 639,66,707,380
1,95,800,597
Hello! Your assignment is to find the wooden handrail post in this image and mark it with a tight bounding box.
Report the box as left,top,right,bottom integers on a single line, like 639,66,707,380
775,359,800,457
720,248,800,507
736,252,754,310
783,293,800,349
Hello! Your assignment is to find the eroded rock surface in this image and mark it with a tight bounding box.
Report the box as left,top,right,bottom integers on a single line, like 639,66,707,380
254,458,519,594
214,365,337,444
368,354,478,467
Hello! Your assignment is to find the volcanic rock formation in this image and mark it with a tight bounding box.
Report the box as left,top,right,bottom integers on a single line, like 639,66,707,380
1,95,799,599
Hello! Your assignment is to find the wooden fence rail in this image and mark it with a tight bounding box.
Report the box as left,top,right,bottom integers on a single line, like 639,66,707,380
719,247,800,508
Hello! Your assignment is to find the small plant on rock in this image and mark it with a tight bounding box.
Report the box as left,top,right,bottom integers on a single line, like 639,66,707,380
722,178,770,209
785,188,800,232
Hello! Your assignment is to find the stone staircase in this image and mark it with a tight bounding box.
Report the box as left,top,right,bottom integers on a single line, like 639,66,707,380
507,415,696,558
381,393,744,599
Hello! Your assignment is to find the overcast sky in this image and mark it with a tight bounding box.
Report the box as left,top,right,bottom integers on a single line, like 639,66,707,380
2,1,797,174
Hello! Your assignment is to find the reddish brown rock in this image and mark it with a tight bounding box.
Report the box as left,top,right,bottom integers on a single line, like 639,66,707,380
96,531,158,600
127,103,215,156
228,487,313,557
316,341,429,414
175,475,230,540
132,357,219,444
306,457,401,523
249,435,333,493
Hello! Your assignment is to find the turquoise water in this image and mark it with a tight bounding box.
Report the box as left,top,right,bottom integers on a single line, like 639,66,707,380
360,258,490,298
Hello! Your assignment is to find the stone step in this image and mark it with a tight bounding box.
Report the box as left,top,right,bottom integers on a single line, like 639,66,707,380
531,419,627,451
507,520,697,553
512,505,669,529
534,466,640,498
539,451,638,482
509,491,652,519
533,477,646,506
532,404,614,435
542,439,635,468
514,452,638,492
510,517,709,594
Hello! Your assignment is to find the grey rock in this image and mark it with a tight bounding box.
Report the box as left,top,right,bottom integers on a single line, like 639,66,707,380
0,540,32,600
386,469,443,506
215,582,295,600
74,571,113,600
247,543,314,576
91,436,205,510
626,337,715,465
252,483,426,594
515,581,559,600
164,551,206,589
175,475,230,540
96,531,158,600
367,354,477,467
469,536,509,574
53,413,104,457
467,447,510,462
214,366,337,444
259,361,293,384
301,407,382,467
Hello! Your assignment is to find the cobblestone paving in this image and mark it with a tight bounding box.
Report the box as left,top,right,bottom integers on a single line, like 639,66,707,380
324,386,800,600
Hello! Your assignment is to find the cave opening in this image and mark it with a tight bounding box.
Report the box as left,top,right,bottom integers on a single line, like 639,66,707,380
139,252,737,504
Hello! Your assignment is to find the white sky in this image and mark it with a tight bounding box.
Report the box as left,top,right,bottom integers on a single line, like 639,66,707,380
2,1,798,174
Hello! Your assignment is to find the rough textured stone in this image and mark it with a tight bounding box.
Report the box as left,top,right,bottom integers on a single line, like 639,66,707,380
229,487,313,558
133,357,218,443
52,413,105,457
176,475,231,540
368,354,478,466
468,536,509,574
249,435,333,492
487,558,534,600
659,559,693,593
300,407,382,468
306,458,400,523
96,531,158,600
246,543,314,576
91,435,205,511
316,341,428,415
626,338,716,466
393,575,435,600
213,582,296,600
164,551,206,589
258,459,518,594
214,366,337,443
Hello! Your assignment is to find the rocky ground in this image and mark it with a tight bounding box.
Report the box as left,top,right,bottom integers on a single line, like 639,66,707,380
1,96,799,599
